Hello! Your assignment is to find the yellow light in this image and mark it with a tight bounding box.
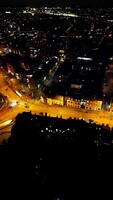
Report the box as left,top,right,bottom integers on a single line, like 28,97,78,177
0,120,13,129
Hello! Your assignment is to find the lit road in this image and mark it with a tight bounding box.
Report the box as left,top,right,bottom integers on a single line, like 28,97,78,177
0,68,113,143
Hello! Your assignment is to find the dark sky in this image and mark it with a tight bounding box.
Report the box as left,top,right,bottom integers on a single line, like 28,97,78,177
0,0,112,7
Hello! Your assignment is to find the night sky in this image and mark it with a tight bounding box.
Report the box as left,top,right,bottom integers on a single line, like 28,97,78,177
0,0,112,7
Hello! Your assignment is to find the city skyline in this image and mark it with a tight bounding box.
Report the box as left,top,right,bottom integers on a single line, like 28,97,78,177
0,0,113,7
0,6,112,198
0,6,113,138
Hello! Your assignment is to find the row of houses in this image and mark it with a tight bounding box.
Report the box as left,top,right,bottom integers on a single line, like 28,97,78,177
40,95,103,111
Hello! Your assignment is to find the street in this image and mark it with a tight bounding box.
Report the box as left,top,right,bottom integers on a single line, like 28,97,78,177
0,68,113,143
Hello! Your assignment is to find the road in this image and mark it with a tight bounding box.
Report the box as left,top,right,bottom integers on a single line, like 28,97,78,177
0,67,113,143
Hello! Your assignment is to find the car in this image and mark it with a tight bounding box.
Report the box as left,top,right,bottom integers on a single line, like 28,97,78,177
25,105,29,108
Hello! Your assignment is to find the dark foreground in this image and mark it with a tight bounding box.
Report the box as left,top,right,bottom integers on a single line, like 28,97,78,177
0,112,113,199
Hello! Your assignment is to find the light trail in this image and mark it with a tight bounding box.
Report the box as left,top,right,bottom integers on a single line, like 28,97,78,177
0,119,13,130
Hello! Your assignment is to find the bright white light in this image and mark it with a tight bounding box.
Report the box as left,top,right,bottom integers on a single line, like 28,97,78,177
77,57,93,61
15,91,22,97
109,57,113,60
9,49,12,53
10,101,17,107
32,8,36,11
5,11,11,14
26,75,33,78
38,66,42,70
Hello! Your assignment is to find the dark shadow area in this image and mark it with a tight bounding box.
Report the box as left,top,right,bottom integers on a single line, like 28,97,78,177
0,112,112,198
